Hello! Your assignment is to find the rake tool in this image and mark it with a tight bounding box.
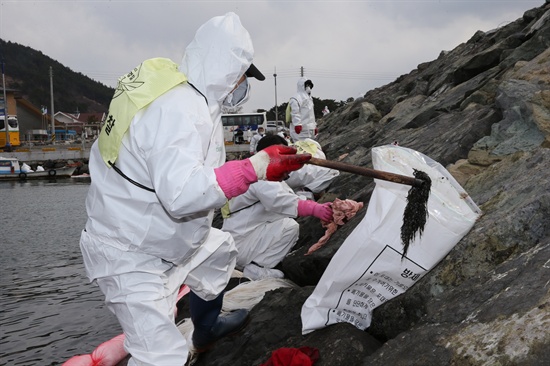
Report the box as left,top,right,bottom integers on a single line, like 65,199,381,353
306,157,432,258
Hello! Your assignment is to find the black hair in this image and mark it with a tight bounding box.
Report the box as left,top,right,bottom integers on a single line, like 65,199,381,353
304,79,314,89
256,134,288,152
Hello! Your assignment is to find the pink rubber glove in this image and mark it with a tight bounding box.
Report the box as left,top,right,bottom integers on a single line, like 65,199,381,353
298,200,333,222
214,159,258,199
249,145,311,181
215,146,311,198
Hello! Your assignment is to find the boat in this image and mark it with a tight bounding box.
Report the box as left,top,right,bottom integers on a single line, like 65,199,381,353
0,156,77,181
71,173,91,181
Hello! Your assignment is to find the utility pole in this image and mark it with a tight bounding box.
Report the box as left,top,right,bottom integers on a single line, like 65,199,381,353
273,67,278,121
300,66,304,77
49,66,55,144
1,60,10,151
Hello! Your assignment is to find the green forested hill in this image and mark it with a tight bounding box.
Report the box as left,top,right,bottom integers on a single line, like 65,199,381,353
1,39,348,118
1,39,114,113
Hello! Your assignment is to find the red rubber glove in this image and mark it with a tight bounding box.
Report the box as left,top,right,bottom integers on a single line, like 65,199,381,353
294,125,302,134
249,145,311,181
298,200,333,222
314,128,318,136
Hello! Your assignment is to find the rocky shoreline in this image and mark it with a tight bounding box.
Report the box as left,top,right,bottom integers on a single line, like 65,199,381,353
192,3,550,365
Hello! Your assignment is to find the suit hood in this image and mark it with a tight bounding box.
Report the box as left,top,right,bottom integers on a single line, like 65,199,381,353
180,13,254,106
296,77,307,93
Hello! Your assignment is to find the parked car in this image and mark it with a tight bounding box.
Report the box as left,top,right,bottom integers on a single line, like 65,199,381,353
266,120,288,135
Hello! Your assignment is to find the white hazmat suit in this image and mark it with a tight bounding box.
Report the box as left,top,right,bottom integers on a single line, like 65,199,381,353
289,77,317,142
286,139,339,197
221,180,300,270
80,13,258,366
249,128,265,154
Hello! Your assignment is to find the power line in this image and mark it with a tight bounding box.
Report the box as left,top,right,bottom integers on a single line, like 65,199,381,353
79,66,398,86
303,67,397,80
261,66,398,80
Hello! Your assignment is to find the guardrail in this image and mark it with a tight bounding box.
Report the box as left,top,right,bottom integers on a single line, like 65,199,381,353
0,145,90,162
2,143,249,163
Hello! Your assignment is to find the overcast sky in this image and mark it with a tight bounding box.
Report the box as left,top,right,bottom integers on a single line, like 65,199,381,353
0,0,543,115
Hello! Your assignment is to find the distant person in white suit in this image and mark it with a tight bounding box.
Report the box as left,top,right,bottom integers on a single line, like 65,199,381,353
249,126,265,154
289,78,317,142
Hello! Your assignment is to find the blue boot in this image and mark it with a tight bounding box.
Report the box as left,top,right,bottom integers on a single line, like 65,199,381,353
190,291,249,352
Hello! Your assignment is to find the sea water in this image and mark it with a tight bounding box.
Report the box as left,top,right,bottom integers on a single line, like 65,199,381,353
0,179,121,365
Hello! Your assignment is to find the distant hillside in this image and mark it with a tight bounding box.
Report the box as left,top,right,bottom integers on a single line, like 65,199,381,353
0,39,114,113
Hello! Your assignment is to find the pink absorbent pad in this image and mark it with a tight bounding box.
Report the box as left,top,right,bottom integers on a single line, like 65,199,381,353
62,285,190,366
306,199,363,255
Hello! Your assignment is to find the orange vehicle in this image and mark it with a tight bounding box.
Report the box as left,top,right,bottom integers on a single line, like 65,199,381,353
0,115,20,147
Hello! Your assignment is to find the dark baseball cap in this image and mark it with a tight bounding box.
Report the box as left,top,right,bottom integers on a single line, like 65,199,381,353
245,63,265,81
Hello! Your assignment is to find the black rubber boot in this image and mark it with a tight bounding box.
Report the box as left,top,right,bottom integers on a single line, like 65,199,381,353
190,291,249,352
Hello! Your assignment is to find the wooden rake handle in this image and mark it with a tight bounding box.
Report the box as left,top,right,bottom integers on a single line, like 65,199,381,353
306,157,424,187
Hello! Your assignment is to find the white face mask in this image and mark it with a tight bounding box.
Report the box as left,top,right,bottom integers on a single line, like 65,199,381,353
305,86,312,95
223,78,250,108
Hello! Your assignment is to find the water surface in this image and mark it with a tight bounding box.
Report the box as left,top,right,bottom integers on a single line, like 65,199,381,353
0,179,121,366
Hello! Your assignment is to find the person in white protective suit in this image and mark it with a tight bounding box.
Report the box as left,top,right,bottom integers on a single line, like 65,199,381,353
285,138,340,200
289,78,317,142
249,126,265,155
222,134,333,280
79,13,311,366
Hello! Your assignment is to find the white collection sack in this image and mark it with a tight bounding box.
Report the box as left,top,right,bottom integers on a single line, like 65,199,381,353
301,145,482,334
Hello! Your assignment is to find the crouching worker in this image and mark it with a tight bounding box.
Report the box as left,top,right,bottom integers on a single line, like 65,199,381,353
285,138,339,200
79,13,311,366
222,135,333,280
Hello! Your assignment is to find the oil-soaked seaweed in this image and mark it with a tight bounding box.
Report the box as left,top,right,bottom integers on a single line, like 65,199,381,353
400,169,431,259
